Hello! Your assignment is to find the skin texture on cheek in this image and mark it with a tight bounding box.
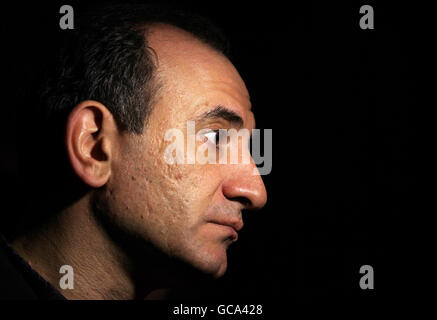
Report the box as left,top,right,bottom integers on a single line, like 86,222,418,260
106,119,233,277
108,127,216,266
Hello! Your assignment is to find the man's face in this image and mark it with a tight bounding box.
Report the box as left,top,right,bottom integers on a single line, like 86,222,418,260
104,24,267,278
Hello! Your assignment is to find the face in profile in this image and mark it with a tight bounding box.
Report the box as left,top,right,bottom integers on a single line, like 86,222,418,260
98,24,267,278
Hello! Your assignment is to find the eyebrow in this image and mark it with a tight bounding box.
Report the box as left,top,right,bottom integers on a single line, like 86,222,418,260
196,105,244,128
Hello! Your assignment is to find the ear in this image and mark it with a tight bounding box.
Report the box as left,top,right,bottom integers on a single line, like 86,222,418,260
65,100,118,188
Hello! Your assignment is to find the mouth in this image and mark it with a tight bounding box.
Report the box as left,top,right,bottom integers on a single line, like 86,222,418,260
207,219,244,242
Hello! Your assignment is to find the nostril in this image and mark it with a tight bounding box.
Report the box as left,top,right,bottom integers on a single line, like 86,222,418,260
231,196,252,208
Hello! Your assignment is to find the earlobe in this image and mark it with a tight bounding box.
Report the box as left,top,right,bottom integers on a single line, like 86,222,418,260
65,100,116,188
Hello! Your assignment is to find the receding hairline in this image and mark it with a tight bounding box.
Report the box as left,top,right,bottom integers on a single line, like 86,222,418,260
143,22,249,98
144,22,229,60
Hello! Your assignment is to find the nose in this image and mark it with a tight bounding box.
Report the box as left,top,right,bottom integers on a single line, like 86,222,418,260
222,161,267,211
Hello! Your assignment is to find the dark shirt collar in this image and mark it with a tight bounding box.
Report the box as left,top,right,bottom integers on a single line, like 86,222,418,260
0,234,66,300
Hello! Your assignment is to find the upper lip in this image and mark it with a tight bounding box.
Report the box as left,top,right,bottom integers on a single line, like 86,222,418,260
209,219,244,233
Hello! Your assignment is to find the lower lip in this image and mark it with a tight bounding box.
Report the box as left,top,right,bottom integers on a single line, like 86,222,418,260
211,223,238,241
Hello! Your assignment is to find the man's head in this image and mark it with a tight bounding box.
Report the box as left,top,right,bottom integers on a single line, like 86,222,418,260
42,4,267,279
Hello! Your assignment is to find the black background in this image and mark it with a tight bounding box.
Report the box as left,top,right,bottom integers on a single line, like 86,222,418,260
0,0,420,305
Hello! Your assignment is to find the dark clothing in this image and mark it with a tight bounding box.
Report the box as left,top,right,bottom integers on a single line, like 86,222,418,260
0,234,66,300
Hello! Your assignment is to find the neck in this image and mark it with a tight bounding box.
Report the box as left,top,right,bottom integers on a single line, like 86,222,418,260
11,194,171,300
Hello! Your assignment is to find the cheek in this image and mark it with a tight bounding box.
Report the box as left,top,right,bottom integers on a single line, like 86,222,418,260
114,135,224,241
114,150,193,227
108,140,231,274
165,164,223,214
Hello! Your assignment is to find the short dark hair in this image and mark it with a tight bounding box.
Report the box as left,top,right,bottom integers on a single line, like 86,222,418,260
42,2,230,133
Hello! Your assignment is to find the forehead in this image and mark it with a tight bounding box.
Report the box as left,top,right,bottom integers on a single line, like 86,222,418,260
147,24,253,125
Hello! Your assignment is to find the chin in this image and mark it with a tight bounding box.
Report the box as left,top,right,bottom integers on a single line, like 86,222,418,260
197,259,227,279
204,254,228,278
211,262,228,279
200,250,228,279
186,244,229,278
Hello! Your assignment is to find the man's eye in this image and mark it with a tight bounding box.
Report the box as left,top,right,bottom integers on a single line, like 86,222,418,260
204,130,221,147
